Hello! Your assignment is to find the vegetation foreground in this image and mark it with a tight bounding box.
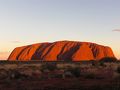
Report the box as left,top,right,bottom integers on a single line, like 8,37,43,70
0,58,120,90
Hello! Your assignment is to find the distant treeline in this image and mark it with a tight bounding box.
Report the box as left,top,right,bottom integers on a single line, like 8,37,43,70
0,60,89,64
0,57,119,64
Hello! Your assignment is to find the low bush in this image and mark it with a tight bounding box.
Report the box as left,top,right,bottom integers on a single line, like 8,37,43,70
65,67,81,78
40,63,57,72
85,73,96,79
91,61,99,67
8,69,29,80
71,67,81,77
117,66,120,74
100,57,117,63
0,69,8,80
99,62,106,67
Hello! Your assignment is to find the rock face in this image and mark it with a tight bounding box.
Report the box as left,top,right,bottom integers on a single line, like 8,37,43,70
8,41,115,61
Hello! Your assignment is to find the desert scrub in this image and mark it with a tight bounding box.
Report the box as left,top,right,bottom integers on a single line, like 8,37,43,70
71,67,81,77
84,73,96,79
91,61,99,67
117,66,120,74
100,57,117,63
99,62,106,67
65,66,81,78
0,69,8,80
40,63,57,72
24,65,39,70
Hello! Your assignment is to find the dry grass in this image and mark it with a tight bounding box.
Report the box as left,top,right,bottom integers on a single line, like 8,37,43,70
0,62,120,90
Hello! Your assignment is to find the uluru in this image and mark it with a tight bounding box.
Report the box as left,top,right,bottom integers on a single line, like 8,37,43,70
8,41,115,61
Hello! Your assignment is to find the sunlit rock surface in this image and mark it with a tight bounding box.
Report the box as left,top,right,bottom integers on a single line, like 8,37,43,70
8,41,115,61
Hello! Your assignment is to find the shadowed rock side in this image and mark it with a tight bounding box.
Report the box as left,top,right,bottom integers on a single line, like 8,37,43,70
8,41,115,61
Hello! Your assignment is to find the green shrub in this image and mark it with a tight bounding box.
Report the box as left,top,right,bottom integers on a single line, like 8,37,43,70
99,62,106,67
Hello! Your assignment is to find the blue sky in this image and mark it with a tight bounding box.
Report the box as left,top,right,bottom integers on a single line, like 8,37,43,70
0,0,120,59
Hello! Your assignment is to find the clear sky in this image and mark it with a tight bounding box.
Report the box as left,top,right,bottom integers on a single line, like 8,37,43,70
0,0,120,60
